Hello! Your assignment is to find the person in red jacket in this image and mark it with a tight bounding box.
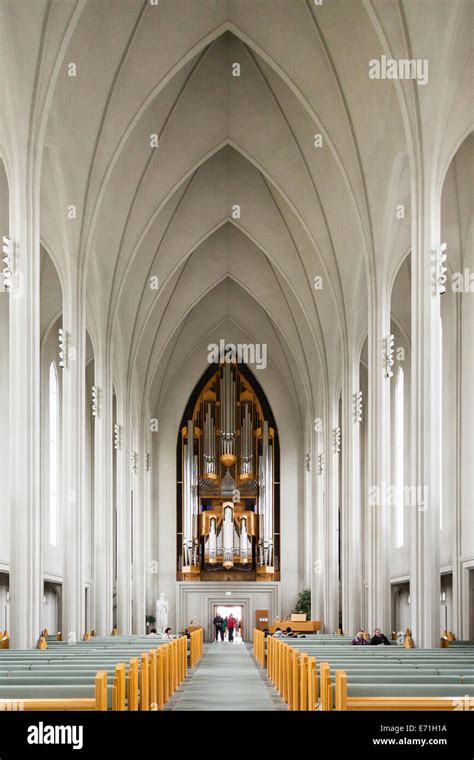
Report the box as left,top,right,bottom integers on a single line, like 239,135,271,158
227,614,236,642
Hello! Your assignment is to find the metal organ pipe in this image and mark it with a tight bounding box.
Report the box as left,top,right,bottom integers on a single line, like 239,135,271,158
209,517,217,563
222,503,234,568
240,517,248,563
258,421,273,567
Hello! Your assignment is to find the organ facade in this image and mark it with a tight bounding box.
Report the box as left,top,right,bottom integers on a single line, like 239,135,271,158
177,363,280,582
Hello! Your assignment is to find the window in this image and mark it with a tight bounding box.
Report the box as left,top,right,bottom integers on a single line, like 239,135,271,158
49,362,58,546
439,316,443,530
394,366,404,548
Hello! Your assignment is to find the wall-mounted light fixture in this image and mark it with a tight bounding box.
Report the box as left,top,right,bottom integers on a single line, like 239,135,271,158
317,453,325,475
91,385,99,418
113,423,121,451
58,328,68,369
2,236,13,290
383,334,395,378
434,243,448,295
353,390,363,423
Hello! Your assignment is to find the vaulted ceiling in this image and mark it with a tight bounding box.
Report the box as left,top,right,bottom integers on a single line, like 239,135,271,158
1,0,471,425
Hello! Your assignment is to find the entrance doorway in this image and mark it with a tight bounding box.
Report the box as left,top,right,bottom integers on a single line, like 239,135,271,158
213,605,244,642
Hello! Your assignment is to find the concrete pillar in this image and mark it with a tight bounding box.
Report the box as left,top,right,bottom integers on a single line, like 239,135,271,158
341,352,362,636
93,349,114,635
312,418,326,627
409,179,441,648
366,293,391,634
8,176,42,649
325,400,340,633
116,393,132,633
61,292,86,643
131,428,146,634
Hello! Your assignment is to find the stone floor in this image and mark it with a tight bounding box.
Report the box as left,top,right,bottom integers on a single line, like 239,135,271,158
166,638,287,711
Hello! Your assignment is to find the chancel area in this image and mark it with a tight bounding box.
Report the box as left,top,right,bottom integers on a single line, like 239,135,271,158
0,0,473,719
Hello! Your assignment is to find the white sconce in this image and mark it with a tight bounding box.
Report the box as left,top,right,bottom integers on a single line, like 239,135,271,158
58,328,68,369
145,452,151,472
383,334,395,378
305,453,311,472
113,423,121,451
317,453,325,475
91,385,99,418
353,390,363,423
333,426,341,454
2,236,13,290
130,451,137,474
434,243,448,295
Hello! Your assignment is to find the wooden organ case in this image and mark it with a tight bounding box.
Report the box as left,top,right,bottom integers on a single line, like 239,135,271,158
177,363,280,582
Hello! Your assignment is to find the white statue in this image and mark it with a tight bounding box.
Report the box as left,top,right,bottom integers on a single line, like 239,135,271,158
156,592,169,635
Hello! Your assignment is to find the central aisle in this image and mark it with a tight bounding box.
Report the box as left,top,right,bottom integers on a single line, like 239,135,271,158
168,639,287,711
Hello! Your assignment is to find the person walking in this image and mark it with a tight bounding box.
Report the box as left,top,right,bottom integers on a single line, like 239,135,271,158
213,613,223,641
221,616,228,641
227,613,236,642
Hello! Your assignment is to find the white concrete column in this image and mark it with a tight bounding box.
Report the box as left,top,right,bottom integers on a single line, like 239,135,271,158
366,292,391,634
143,429,153,619
131,426,146,634
409,179,441,648
302,414,313,590
92,349,113,635
312,418,326,627
341,353,362,635
325,400,340,633
8,175,42,648
116,394,131,633
61,292,86,642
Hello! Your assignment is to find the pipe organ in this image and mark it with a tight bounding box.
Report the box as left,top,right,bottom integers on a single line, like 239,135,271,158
178,363,279,581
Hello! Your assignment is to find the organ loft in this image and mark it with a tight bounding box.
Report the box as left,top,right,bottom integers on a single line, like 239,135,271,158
177,362,280,582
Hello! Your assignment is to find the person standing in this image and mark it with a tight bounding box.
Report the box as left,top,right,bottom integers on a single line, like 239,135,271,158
221,616,228,641
227,613,236,642
213,613,223,641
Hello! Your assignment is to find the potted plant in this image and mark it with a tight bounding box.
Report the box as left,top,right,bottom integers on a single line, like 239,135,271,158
146,614,156,632
295,589,311,620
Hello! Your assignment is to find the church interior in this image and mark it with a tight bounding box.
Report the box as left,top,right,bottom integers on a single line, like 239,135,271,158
0,0,473,734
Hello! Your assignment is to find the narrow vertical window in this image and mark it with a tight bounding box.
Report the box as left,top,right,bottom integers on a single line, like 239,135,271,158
395,366,404,548
49,362,58,546
439,317,443,530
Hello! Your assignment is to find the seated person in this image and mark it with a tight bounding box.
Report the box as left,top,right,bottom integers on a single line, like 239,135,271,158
147,627,160,637
273,627,284,638
284,627,298,638
352,630,368,645
263,628,270,638
370,627,390,646
162,627,175,640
